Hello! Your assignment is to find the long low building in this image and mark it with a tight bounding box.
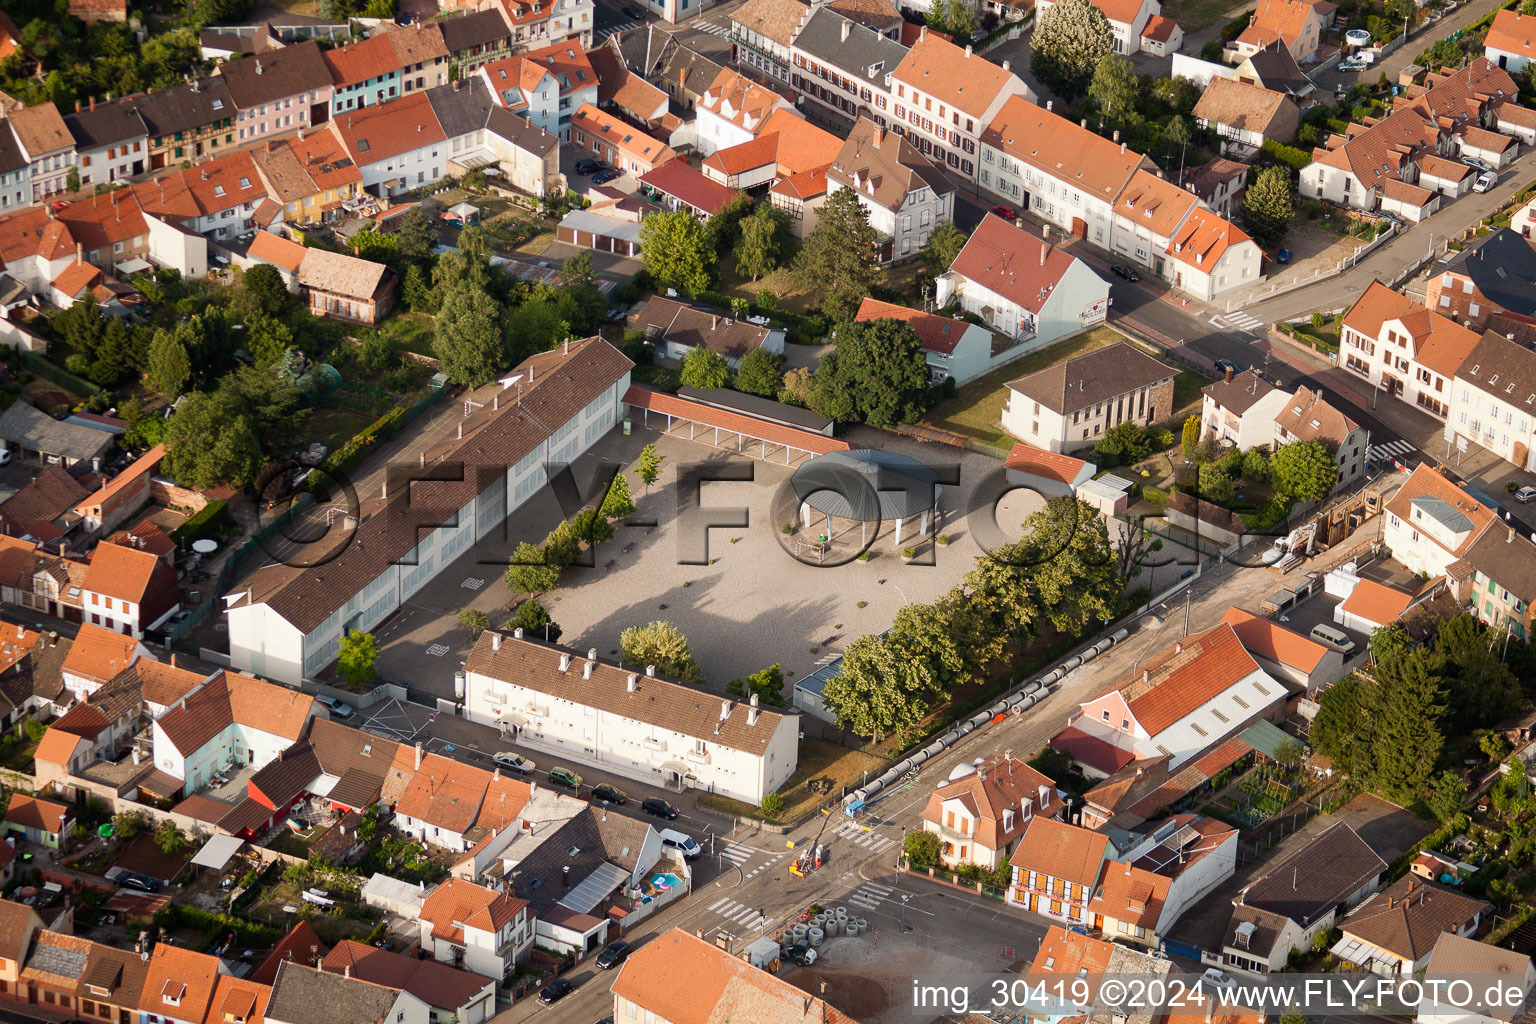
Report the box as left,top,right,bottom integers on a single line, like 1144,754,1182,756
464,630,798,803
225,338,633,684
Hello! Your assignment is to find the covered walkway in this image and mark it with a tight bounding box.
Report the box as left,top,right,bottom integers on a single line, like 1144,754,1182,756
623,386,856,464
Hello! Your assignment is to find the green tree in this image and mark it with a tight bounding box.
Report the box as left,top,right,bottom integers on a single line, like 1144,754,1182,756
396,205,436,263
1093,421,1153,467
217,363,302,450
822,631,943,744
1240,165,1296,249
794,187,881,322
1427,770,1467,822
921,221,969,275
1112,515,1164,583
434,286,506,386
904,829,942,867
66,165,80,194
1030,0,1114,99
890,597,971,696
337,629,380,689
1270,439,1338,501
1434,613,1524,730
1015,496,1124,634
401,264,437,313
619,620,703,683
543,519,582,568
242,264,289,317
458,608,491,634
1165,114,1192,173
154,818,186,855
1180,414,1202,463
926,0,950,27
505,297,569,364
508,599,562,642
1087,54,1138,122
1370,622,1416,666
559,251,597,290
725,663,788,706
1198,461,1236,505
947,0,976,38
1242,446,1270,482
734,348,785,397
809,316,929,427
348,226,400,266
162,392,262,488
1366,649,1446,801
506,542,560,594
734,205,787,281
600,472,637,521
113,810,151,841
639,211,713,297
1310,674,1368,775
1271,738,1307,770
679,345,732,390
571,507,616,548
636,443,665,491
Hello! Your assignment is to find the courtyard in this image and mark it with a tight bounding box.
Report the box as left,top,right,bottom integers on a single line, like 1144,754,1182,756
373,425,1045,697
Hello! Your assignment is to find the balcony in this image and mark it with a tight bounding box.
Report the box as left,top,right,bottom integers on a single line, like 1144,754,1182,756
685,748,711,765
642,737,666,752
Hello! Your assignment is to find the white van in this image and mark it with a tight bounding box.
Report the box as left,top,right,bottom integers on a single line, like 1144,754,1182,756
1309,624,1357,654
659,828,701,860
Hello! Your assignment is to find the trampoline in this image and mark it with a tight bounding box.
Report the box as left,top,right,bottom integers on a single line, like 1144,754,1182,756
791,449,943,550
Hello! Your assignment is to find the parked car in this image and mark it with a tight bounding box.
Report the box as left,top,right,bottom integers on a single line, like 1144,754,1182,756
1109,264,1139,281
659,827,701,860
1214,359,1241,376
1462,155,1493,172
314,694,355,720
492,752,536,775
120,873,160,893
539,978,574,1005
595,940,633,969
1474,170,1498,193
574,159,601,175
641,797,678,819
622,4,645,16
548,766,582,790
591,169,621,185
1337,58,1368,72
1309,623,1357,654
1515,486,1536,504
592,783,628,804
991,204,1017,220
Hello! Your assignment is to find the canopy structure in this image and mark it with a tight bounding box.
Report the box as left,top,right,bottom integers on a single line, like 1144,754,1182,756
190,834,245,871
792,449,942,549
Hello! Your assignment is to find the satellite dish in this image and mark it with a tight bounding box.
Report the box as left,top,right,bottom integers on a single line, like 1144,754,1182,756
192,539,218,554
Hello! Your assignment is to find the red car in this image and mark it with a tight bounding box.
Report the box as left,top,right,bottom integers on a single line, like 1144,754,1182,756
992,205,1017,220
51,201,68,211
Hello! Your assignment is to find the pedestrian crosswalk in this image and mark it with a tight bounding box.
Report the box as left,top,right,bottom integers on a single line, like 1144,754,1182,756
720,842,753,867
704,896,769,931
831,820,898,853
691,18,731,35
746,851,786,879
846,881,894,912
595,20,638,41
1212,311,1266,333
1368,439,1415,464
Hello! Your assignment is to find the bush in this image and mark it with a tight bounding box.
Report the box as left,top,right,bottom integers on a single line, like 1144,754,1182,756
1260,139,1312,173
170,500,229,545
1201,40,1224,60
319,405,408,479
1219,11,1252,39
760,793,785,819
904,829,942,868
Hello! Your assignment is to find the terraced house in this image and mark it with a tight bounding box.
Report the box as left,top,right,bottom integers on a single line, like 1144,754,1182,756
136,78,238,170
216,40,335,143
890,29,1030,181
788,7,908,132
1340,281,1482,423
729,0,808,85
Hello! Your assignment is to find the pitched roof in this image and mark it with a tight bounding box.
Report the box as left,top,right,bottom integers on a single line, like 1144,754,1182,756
485,105,560,156
1167,207,1252,272
792,7,908,88
61,623,140,684
82,541,163,605
1341,280,1480,378
0,402,113,464
826,0,902,28
156,672,314,757
1194,76,1295,134
218,41,333,108
322,941,487,1011
1385,462,1497,559
5,793,70,833
468,630,790,755
570,101,673,165
206,975,272,1024
266,960,402,1024
132,78,235,137
234,339,632,632
0,899,41,964
983,95,1148,205
8,102,72,157
1012,815,1110,886
418,877,527,944
1220,607,1328,672
920,754,1057,850
1242,0,1319,48
856,297,973,355
437,9,511,52
424,77,495,140
1142,13,1179,40
631,294,775,361
1236,39,1314,95
385,21,450,67
1274,385,1360,453
139,944,222,1021
1004,442,1092,486
393,751,491,833
1340,579,1414,624
1203,369,1277,416
626,385,851,457
770,164,830,201
828,117,949,212
1006,340,1175,416
297,246,390,301
1341,875,1489,961
1450,228,1536,318
1105,621,1262,734
323,32,404,87
610,928,861,1024
950,213,1096,316
1086,859,1172,927
1424,931,1532,1009
249,923,328,987
65,100,148,150
1486,8,1536,58
0,464,89,541
1241,821,1384,924
249,230,308,273
697,67,788,133
1465,519,1536,604
730,0,809,45
331,90,445,165
1114,169,1200,239
754,107,842,174
639,160,740,216
892,29,1021,117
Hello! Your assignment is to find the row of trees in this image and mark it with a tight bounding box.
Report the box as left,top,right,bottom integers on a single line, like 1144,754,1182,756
822,496,1133,743
1311,615,1525,809
504,472,638,594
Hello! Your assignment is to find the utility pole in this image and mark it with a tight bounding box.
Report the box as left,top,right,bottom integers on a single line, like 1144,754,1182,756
1183,584,1192,637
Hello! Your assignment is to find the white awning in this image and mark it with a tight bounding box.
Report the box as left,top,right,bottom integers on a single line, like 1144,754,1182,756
558,861,631,915
190,834,245,870
115,258,152,275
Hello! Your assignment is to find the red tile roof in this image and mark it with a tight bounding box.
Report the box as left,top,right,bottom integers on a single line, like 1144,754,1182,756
323,33,403,86
418,878,527,944
53,260,102,300
331,91,446,166
769,165,829,201
855,297,975,355
702,132,781,176
639,160,740,216
249,231,308,273
62,623,140,684
1141,13,1179,39
571,102,673,166
1340,579,1414,625
624,386,854,455
1111,622,1260,734
1051,725,1135,774
1341,281,1481,379
1485,8,1535,58
1004,442,1091,485
5,794,70,834
1220,607,1327,672
1013,815,1110,886
82,542,163,605
1167,208,1252,271
75,445,164,518
893,30,1021,117
949,213,1085,313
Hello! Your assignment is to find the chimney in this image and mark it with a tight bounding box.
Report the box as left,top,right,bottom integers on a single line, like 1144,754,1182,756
872,129,881,150
1120,141,1127,155
842,19,851,41
1081,118,1088,129
344,966,350,979
1224,365,1234,383
256,61,264,74
492,632,502,650
1040,243,1047,266
919,25,927,40
514,628,524,639
1510,527,1517,543
627,672,638,691
559,653,571,671
583,660,594,679
712,315,718,329
1113,130,1119,142
964,44,972,57
720,699,731,720
1046,100,1053,111
562,865,571,886
1003,60,1010,71
414,742,424,770
90,96,95,111
75,99,81,113
588,648,598,660
646,664,656,677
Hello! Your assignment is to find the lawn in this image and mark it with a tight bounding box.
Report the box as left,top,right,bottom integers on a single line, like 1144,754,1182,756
305,404,374,453
716,255,821,314
1170,369,1217,424
920,325,1127,449
702,738,888,824
379,313,436,358
1162,0,1247,31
